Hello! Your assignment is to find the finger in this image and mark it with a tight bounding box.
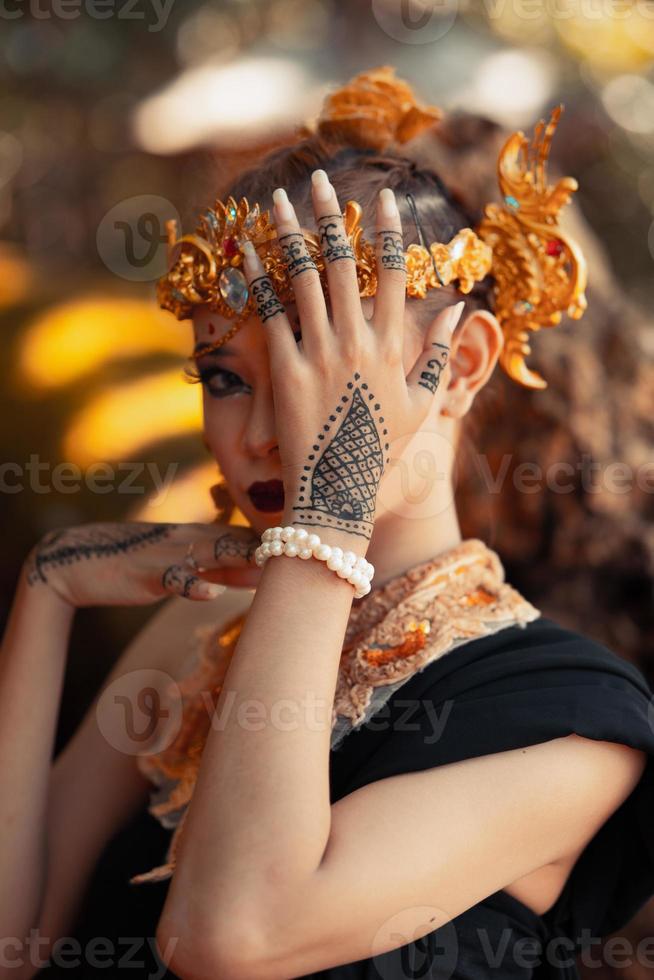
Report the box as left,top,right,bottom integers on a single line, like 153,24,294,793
198,565,263,589
405,301,465,404
311,169,362,333
272,187,329,357
191,527,260,570
241,240,298,366
161,563,225,601
374,188,407,337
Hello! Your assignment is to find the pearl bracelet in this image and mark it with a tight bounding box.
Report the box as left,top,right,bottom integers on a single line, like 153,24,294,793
253,525,374,599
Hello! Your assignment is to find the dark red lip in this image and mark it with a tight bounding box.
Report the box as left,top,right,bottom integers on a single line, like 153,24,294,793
247,480,285,513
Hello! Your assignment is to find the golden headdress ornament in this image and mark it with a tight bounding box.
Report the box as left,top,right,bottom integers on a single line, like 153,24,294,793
157,66,588,389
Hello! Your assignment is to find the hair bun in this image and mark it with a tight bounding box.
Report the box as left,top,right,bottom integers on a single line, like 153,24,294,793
314,66,443,152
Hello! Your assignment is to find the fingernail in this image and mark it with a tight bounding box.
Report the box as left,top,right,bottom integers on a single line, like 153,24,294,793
272,187,295,223
448,301,465,333
198,582,226,598
379,188,399,219
311,169,332,203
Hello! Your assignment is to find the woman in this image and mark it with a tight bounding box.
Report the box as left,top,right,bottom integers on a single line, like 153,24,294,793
1,69,653,980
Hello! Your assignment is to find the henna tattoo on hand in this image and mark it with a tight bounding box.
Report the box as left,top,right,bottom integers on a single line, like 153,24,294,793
252,276,285,323
318,215,355,264
279,232,318,280
213,532,258,563
25,523,178,586
418,342,450,395
288,372,389,541
162,564,201,598
377,229,406,273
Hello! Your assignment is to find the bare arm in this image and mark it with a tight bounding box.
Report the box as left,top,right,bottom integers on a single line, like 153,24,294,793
158,535,359,975
0,566,75,944
0,542,254,980
157,174,461,978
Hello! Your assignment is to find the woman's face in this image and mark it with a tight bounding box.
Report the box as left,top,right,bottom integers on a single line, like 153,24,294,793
192,297,426,534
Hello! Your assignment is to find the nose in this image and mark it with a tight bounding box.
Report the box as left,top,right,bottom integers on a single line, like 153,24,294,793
242,384,279,459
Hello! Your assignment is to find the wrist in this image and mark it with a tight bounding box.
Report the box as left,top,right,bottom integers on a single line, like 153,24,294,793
257,522,374,598
18,563,76,622
278,515,369,558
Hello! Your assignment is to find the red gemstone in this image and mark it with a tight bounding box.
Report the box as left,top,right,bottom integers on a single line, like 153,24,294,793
546,239,564,257
208,322,215,334
223,236,238,258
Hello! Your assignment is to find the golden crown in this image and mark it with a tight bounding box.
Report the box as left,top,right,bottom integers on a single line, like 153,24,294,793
157,66,588,389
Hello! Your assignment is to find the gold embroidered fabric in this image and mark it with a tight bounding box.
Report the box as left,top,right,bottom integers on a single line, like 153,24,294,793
130,538,540,885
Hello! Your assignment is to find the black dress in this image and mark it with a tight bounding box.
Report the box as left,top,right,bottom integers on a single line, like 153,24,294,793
41,616,654,979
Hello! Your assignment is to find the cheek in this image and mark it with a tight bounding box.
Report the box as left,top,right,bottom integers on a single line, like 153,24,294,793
201,395,240,465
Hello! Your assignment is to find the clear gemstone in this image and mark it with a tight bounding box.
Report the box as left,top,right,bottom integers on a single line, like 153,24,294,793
243,203,260,229
218,267,248,312
449,238,465,260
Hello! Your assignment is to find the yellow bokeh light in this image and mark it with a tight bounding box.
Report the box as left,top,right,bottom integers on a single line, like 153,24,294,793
127,459,250,526
17,296,189,390
555,8,654,72
63,369,202,465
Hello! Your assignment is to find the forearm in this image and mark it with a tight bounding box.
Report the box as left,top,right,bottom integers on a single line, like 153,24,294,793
0,567,75,937
164,526,362,931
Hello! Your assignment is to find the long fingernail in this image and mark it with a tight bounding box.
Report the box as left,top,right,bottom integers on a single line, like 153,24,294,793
311,169,332,203
273,187,295,223
198,582,226,598
448,301,465,332
379,188,399,219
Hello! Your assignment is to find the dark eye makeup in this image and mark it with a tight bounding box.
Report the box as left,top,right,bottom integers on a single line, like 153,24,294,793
184,312,302,394
183,363,249,398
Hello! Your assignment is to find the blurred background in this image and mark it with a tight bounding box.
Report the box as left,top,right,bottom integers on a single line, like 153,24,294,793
0,4,653,964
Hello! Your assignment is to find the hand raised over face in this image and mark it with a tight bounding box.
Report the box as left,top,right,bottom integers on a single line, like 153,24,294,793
241,171,464,552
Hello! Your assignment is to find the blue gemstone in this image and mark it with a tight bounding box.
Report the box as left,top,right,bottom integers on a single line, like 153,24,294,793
505,195,520,210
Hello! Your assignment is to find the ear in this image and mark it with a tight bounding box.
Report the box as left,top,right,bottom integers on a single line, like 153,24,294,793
442,309,504,418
